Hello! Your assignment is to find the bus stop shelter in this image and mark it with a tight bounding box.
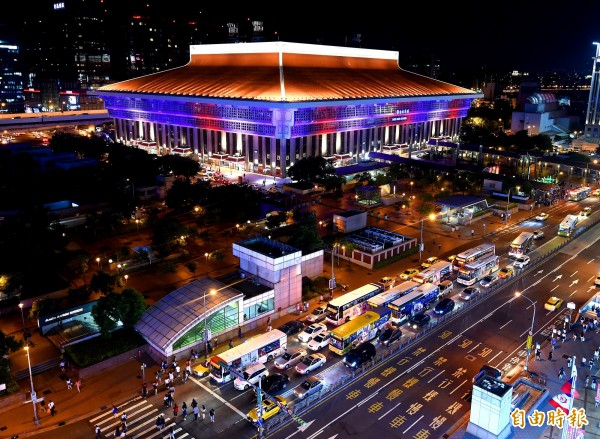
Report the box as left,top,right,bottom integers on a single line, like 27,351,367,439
434,195,489,226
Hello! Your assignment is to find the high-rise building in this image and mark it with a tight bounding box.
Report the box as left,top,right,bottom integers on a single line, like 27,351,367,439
584,42,600,144
0,36,24,112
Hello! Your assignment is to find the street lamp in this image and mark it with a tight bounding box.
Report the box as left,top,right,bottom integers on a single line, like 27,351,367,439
506,186,520,224
18,303,26,342
24,346,40,425
96,257,100,269
205,252,209,263
203,289,217,359
419,213,436,261
410,181,414,197
515,292,536,373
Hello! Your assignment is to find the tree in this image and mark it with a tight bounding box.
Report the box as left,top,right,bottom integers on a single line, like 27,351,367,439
29,296,62,320
119,288,147,328
0,330,24,372
89,270,117,295
266,212,286,229
91,292,122,338
287,156,335,183
185,261,198,276
67,285,92,303
287,213,324,253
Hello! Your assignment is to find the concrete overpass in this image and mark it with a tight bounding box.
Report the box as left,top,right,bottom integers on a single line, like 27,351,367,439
0,110,112,131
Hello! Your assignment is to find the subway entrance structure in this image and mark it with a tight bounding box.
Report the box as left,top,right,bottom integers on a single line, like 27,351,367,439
94,41,482,177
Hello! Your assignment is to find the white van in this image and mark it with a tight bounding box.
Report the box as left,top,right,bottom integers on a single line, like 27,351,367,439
438,280,454,298
233,363,269,391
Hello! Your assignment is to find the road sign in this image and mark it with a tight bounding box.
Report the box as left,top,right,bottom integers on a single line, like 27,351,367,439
526,335,533,350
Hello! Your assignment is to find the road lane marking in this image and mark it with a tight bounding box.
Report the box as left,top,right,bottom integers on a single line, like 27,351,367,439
449,379,468,395
588,259,595,264
571,271,579,277
468,343,482,353
378,402,402,420
499,320,512,329
551,285,559,292
403,415,424,434
428,370,446,383
570,290,578,297
190,376,246,417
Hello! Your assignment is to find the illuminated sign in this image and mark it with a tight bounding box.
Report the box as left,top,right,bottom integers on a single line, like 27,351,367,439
396,109,410,114
53,2,65,9
392,116,408,122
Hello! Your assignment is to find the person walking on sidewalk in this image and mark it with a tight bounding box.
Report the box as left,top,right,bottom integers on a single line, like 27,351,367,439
169,426,175,439
548,350,553,362
559,367,565,379
66,377,73,389
535,349,541,361
229,339,234,349
182,402,188,421
201,404,206,421
48,400,56,416
173,403,179,418
594,348,599,361
209,408,215,423
193,405,199,421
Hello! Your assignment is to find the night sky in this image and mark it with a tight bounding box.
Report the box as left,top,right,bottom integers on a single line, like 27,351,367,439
197,1,600,73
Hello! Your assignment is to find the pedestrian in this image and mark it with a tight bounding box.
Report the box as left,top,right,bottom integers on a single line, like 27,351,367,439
76,378,81,392
112,405,118,418
66,377,73,389
581,333,585,342
267,316,271,327
121,412,127,425
142,382,148,397
267,323,272,332
193,405,199,421
160,414,165,430
574,332,578,342
582,356,587,367
559,367,565,379
115,426,121,438
586,375,590,387
229,339,234,349
471,229,474,237
156,415,162,430
438,243,442,251
59,360,65,372
175,364,181,378
191,398,197,409
156,369,163,384
182,403,188,421
163,393,170,407
209,408,215,423
169,426,175,439
95,425,101,439
170,385,175,395
153,381,158,395
173,403,179,417
567,356,573,368
548,350,553,361
535,349,541,361
593,376,598,390
238,326,243,340
48,400,56,416
595,349,599,361
201,404,206,421
590,359,595,370
214,337,218,349
169,371,174,382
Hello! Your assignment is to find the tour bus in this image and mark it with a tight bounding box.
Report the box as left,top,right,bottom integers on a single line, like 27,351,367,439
508,232,535,258
453,243,495,271
367,281,420,308
456,254,500,286
329,308,391,356
412,261,453,285
558,214,579,237
568,187,591,201
326,283,383,326
208,329,287,384
388,283,440,325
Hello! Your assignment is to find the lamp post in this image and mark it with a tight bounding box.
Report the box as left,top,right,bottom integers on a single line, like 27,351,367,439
96,257,100,269
419,213,436,261
515,292,536,373
24,346,40,425
203,289,216,359
506,186,520,224
18,303,27,342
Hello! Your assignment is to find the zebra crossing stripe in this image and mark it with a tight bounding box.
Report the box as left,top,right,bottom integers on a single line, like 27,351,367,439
89,396,142,423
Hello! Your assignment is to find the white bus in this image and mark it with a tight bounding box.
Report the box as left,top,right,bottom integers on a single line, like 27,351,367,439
568,187,591,201
367,281,420,308
326,283,383,326
508,232,535,258
457,254,500,286
453,243,495,271
388,283,440,324
208,329,287,383
412,261,453,285
558,214,578,237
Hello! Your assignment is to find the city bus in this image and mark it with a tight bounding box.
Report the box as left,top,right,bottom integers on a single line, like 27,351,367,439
367,281,420,308
208,329,287,383
388,283,440,325
412,261,453,285
558,214,579,237
568,187,591,201
453,243,495,271
508,232,535,258
456,254,500,286
329,308,392,355
326,283,383,326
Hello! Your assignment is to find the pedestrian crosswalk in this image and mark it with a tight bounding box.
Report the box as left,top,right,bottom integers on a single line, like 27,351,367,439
90,396,195,439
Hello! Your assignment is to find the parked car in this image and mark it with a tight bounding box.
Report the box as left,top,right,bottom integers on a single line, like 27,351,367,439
434,298,455,315
295,353,327,375
533,230,545,240
459,286,480,301
480,274,498,288
535,212,549,221
247,395,287,424
497,266,514,279
293,375,325,399
306,306,328,323
298,323,328,343
544,296,564,311
513,255,530,269
400,268,420,280
277,320,305,336
421,256,439,269
274,348,307,370
407,312,431,330
378,326,403,345
307,332,331,351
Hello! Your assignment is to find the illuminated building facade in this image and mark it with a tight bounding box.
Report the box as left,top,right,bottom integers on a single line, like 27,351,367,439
94,41,482,177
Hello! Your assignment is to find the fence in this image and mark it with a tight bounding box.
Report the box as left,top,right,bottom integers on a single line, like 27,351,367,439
262,215,600,433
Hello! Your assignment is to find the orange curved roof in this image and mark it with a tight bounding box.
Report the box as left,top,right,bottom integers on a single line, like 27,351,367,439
98,41,476,102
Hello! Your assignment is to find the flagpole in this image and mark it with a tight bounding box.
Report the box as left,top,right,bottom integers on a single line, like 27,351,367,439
561,355,576,439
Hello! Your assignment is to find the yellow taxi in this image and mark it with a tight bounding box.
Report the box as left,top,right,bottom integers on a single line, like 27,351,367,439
400,268,420,280
192,360,210,378
595,274,600,287
247,395,287,424
497,266,514,279
544,296,564,312
421,256,439,269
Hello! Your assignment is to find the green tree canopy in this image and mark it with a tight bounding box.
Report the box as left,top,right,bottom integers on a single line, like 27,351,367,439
288,156,335,183
91,292,122,338
89,270,117,296
119,288,147,328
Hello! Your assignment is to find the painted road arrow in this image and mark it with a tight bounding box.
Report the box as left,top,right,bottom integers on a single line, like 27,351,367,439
553,274,563,282
536,270,544,276
298,420,315,432
569,279,579,287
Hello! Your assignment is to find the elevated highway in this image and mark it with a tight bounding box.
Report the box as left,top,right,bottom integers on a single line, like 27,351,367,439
0,110,112,131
